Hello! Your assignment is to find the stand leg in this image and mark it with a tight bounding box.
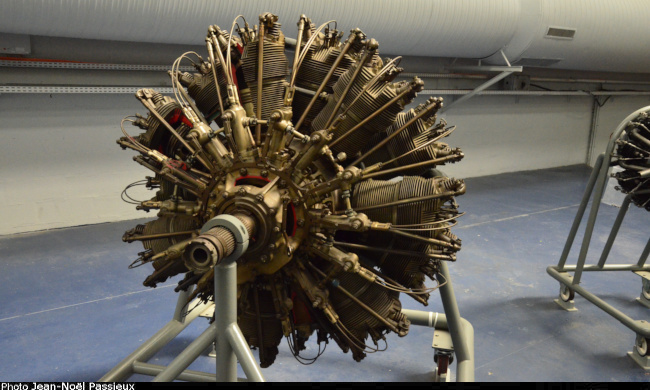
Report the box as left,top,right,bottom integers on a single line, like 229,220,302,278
99,289,209,382
153,324,218,382
213,260,266,382
572,156,611,285
558,154,604,269
637,236,650,268
174,287,193,322
225,323,265,381
436,262,474,382
597,196,633,268
215,261,238,382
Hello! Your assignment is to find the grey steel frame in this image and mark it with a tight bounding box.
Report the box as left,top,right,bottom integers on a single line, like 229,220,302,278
547,105,650,368
99,259,265,382
100,257,474,382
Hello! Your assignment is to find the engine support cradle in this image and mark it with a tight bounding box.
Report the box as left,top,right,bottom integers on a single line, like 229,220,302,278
99,260,474,382
547,105,650,371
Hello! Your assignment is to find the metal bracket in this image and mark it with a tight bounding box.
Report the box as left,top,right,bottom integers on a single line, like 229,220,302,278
441,55,522,113
627,350,650,371
432,329,454,351
634,271,650,309
554,296,577,311
628,334,650,371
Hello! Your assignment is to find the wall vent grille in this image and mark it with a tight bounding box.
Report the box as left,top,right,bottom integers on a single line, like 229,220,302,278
546,27,576,40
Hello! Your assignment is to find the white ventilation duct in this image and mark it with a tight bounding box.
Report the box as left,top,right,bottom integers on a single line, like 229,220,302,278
0,0,519,58
482,0,650,73
1,0,649,73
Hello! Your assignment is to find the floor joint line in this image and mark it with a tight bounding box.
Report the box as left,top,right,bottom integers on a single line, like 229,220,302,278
0,284,175,323
457,204,580,230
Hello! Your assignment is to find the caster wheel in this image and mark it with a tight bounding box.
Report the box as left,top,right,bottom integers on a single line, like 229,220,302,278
434,352,454,364
636,335,649,357
560,284,575,302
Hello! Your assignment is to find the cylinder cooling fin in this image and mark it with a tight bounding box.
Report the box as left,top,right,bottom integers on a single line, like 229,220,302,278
116,12,466,367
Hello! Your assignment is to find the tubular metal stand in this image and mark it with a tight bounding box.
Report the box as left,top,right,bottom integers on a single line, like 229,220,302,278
547,105,650,370
403,261,475,382
100,261,474,382
99,259,265,382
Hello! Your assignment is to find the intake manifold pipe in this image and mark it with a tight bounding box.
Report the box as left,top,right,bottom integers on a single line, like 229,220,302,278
183,213,255,271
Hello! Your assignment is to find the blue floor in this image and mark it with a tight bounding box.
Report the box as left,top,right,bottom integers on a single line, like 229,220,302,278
1,165,649,382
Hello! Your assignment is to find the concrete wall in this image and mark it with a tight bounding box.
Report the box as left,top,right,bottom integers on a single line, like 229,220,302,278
434,94,593,179
0,93,149,235
0,36,195,236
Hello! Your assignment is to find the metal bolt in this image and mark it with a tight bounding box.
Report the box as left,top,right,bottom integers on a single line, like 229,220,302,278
238,187,247,195
342,171,353,181
239,168,248,176
221,191,230,199
261,170,269,177
260,255,268,263
273,226,281,233
256,194,264,202
297,219,305,227
351,221,361,230
279,180,287,188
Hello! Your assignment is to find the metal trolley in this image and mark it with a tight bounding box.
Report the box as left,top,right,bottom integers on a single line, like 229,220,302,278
547,105,650,370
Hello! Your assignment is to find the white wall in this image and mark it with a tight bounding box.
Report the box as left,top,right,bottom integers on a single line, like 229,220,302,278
0,92,647,236
0,93,150,235
432,94,593,179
